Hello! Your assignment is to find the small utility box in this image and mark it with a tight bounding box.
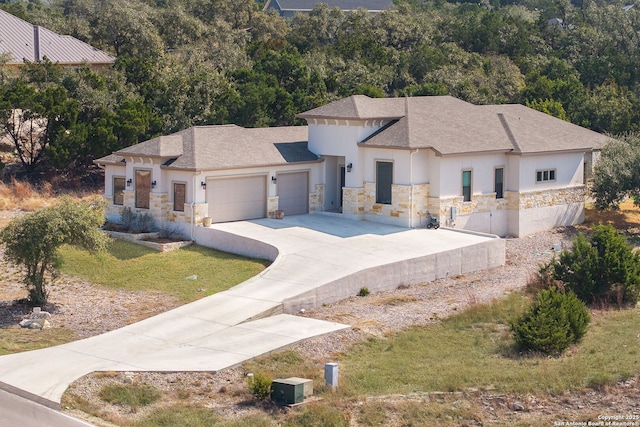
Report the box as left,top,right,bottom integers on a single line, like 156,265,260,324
286,377,313,399
271,378,306,405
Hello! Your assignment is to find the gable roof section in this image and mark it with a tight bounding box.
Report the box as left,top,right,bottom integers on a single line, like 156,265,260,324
300,95,608,155
97,125,317,171
264,0,394,13
0,9,115,66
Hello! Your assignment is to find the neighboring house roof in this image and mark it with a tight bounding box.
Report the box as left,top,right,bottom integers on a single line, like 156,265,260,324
0,8,115,66
96,125,318,171
263,0,394,14
298,95,609,155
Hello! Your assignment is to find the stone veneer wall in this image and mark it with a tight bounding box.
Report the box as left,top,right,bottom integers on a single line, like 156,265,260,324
342,187,365,217
512,186,585,209
363,182,430,223
309,184,324,212
267,196,279,218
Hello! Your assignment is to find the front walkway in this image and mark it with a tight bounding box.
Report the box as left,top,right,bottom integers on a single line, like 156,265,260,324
0,215,504,410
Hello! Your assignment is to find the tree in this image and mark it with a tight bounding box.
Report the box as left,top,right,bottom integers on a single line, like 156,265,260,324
551,225,640,306
0,198,109,306
511,287,590,355
592,133,640,209
0,79,79,174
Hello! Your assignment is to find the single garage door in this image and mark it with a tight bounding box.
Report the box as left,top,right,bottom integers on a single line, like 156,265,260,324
207,175,267,223
277,171,309,216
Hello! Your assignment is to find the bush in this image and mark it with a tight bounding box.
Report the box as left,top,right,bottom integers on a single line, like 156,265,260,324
511,287,591,355
249,373,273,401
357,287,370,297
551,225,640,307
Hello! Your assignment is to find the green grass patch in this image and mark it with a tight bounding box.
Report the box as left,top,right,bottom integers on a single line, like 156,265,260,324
58,239,269,302
0,327,75,355
99,383,160,408
341,292,640,395
130,406,275,427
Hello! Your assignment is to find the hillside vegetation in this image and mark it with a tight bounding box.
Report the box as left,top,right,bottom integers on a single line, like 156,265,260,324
1,0,639,179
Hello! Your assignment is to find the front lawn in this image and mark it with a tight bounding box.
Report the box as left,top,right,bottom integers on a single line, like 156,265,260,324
58,239,270,302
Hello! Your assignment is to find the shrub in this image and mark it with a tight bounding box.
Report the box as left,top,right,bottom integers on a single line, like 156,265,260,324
136,212,157,233
357,287,370,297
120,207,136,231
551,225,640,307
249,373,273,401
511,287,590,355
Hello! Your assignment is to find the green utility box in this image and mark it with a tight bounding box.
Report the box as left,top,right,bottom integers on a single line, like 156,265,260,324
271,378,308,405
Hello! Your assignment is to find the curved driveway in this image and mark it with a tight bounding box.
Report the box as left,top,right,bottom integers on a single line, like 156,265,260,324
0,214,503,411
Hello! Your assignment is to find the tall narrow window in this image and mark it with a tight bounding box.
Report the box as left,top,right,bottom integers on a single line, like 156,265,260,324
173,182,186,212
376,161,393,204
494,168,504,199
462,170,472,202
113,177,125,205
135,170,151,209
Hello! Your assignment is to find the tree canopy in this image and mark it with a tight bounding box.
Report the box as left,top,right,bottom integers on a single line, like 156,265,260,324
0,197,109,305
2,0,640,178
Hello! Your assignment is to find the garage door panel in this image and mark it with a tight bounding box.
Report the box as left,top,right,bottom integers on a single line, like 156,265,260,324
208,176,267,223
277,172,309,216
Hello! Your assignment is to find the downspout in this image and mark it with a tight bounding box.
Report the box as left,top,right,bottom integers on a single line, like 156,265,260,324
410,149,418,228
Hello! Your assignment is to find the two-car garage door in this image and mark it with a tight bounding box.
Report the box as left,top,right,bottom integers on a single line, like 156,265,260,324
206,172,309,223
207,175,267,223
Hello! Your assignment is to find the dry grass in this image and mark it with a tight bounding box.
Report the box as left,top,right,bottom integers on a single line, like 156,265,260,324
0,178,101,227
584,199,640,230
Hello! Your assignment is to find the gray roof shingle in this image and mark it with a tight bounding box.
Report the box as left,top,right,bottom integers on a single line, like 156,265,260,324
300,95,608,155
96,125,318,171
0,9,115,66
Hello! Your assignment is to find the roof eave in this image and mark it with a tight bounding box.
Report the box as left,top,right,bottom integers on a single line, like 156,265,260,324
162,158,324,172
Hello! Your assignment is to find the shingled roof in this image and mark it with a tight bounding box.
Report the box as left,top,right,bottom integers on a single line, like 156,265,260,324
96,125,319,171
299,95,609,155
0,9,115,66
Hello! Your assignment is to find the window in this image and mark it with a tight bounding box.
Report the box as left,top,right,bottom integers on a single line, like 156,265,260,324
536,169,556,183
376,161,393,204
135,170,151,209
113,177,125,205
494,168,504,199
462,170,472,202
173,182,186,212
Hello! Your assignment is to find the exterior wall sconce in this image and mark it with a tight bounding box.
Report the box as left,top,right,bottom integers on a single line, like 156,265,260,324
201,181,207,189
346,163,353,173
271,176,277,184
126,179,132,187
151,180,157,188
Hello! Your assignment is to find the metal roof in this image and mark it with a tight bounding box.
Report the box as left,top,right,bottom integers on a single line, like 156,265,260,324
264,0,394,13
0,8,115,66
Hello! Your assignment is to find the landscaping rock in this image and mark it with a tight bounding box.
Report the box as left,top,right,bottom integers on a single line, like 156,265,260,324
511,402,525,411
19,319,51,330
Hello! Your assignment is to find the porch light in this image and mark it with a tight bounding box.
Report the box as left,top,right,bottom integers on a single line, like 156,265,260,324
201,181,206,189
126,179,132,187
346,163,353,173
271,176,277,184
151,180,157,188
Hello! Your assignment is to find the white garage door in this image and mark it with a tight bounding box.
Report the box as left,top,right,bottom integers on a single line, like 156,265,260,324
207,175,267,223
277,171,309,216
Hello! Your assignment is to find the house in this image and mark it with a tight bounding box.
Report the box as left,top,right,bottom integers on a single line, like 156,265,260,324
95,95,609,238
263,0,394,17
0,9,115,72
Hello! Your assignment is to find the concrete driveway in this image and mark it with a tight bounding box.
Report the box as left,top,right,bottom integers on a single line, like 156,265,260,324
0,214,504,410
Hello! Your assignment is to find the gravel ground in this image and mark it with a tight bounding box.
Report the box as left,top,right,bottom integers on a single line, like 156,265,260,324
4,225,640,426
